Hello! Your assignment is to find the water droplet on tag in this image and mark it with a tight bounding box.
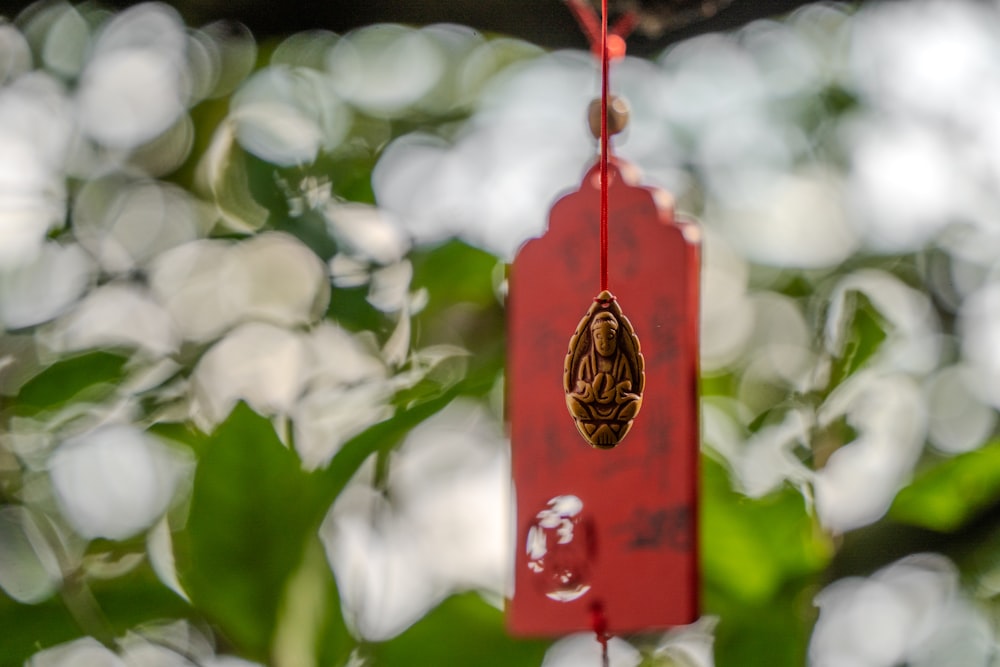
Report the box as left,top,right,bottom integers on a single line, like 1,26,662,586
525,494,594,602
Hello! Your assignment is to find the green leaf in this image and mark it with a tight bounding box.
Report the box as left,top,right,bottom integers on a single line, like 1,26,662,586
0,593,78,664
706,583,817,667
92,563,196,637
827,293,887,388
273,209,338,261
14,351,128,414
316,144,378,204
701,457,831,667
701,458,831,605
890,441,1000,532
181,403,328,660
272,537,353,667
328,284,391,336
181,385,463,661
700,371,736,398
0,561,194,665
371,593,549,667
314,382,465,503
409,240,505,382
411,240,499,314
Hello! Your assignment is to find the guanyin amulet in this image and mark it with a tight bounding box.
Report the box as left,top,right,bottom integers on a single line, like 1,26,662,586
563,290,644,448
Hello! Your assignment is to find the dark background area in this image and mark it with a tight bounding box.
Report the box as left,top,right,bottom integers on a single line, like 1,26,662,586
1,0,873,55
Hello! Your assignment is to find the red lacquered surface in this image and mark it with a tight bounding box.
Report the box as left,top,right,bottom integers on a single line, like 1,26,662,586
507,161,701,636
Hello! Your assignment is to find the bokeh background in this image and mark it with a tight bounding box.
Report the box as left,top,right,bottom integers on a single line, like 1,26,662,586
3,0,1000,665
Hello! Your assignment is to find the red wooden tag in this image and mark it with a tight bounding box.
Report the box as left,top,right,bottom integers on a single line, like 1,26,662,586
507,160,700,636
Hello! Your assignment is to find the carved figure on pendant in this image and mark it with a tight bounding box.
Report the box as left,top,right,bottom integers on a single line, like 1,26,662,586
564,291,644,448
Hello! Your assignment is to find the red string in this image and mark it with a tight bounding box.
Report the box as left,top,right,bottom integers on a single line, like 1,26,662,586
599,0,609,293
565,0,635,56
590,601,610,667
565,0,601,47
567,0,634,294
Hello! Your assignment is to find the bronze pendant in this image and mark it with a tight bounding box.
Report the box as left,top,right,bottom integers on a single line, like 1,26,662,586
564,290,645,449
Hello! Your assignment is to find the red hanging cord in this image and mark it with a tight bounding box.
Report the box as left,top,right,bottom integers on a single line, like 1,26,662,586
590,601,610,667
566,0,601,47
565,0,635,56
599,0,609,293
566,0,635,293
563,7,638,661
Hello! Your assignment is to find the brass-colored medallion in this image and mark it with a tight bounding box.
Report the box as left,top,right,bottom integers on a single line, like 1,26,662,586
564,290,644,449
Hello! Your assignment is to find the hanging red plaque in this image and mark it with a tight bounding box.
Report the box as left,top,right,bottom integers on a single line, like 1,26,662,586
506,159,701,636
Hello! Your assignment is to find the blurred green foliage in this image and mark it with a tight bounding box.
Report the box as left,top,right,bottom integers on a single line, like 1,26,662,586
4,2,1000,667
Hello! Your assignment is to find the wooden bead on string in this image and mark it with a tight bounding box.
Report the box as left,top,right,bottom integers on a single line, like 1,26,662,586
588,95,630,139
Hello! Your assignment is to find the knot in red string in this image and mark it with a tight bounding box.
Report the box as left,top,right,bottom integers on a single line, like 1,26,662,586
589,601,610,667
565,0,636,58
